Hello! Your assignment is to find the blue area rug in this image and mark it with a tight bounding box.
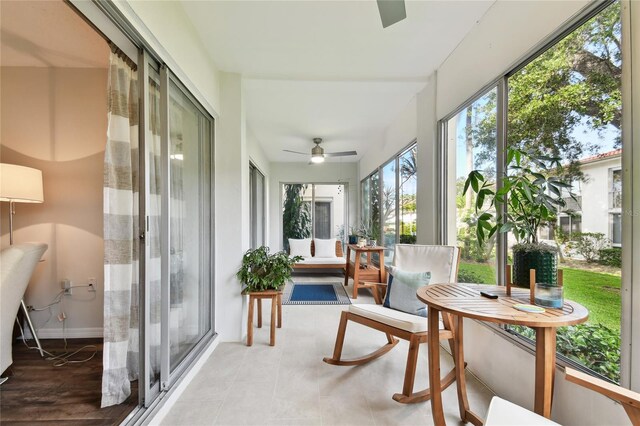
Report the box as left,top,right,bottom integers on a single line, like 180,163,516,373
283,282,351,305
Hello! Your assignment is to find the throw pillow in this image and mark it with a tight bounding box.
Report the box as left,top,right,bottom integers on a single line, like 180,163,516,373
383,266,431,317
289,238,312,258
314,238,337,258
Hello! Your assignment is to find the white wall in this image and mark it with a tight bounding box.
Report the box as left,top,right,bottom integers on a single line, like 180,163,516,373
268,162,358,251
114,0,221,115
415,75,439,244
215,72,249,342
580,157,621,237
1,67,108,337
359,97,417,180
465,321,630,426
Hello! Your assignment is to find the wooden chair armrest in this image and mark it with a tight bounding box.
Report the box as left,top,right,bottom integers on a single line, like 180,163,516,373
361,281,387,288
360,281,387,304
565,367,640,409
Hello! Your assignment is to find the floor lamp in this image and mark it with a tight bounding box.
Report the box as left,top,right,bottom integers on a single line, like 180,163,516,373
0,163,45,357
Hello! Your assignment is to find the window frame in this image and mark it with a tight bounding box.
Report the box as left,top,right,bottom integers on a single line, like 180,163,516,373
437,0,633,386
360,140,418,260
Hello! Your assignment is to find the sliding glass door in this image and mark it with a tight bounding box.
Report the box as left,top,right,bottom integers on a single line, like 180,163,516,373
166,77,213,371
140,58,214,407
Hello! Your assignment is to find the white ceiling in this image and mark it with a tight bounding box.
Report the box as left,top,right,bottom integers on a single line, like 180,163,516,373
181,0,495,163
0,0,108,68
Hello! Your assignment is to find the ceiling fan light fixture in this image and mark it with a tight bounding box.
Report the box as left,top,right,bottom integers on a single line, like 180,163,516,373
311,154,325,163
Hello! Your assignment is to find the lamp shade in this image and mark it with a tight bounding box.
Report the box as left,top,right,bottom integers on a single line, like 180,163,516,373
0,163,44,203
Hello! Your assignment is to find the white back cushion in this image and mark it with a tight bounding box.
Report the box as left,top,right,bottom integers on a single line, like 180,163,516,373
314,238,336,258
393,245,459,284
289,238,312,258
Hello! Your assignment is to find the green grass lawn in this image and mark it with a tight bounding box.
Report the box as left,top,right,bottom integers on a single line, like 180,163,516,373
459,262,621,332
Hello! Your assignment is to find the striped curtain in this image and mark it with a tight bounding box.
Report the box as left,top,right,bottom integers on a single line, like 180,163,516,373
101,52,139,407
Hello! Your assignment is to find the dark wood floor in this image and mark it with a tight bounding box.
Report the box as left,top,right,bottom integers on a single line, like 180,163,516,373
0,339,138,425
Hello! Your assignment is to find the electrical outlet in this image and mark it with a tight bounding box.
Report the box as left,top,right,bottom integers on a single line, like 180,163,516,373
88,277,97,292
61,279,72,296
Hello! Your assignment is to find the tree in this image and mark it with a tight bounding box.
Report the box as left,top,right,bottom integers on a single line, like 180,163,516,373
473,2,621,182
282,184,311,250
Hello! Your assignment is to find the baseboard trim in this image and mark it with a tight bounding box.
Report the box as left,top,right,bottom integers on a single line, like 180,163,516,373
20,327,104,339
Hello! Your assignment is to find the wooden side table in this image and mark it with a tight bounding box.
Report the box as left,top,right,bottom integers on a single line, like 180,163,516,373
343,244,386,299
244,288,283,346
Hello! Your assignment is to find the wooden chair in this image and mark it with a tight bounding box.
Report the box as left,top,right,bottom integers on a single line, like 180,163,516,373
323,244,461,403
565,367,640,425
485,367,640,425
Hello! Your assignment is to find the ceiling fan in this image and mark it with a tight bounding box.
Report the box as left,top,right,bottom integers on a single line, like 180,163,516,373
283,138,357,164
376,0,407,28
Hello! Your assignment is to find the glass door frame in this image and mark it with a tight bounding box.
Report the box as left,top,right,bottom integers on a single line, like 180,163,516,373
159,65,216,392
139,57,216,406
139,49,161,406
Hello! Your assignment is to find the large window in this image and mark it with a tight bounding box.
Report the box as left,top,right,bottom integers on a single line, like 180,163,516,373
282,183,347,250
442,1,623,383
361,142,417,264
249,163,265,249
446,88,498,285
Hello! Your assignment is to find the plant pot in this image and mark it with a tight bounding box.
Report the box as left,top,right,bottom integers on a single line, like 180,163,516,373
348,235,358,244
512,248,558,288
368,239,377,247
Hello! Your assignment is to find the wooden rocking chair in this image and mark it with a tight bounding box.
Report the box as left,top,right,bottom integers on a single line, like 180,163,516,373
323,244,461,404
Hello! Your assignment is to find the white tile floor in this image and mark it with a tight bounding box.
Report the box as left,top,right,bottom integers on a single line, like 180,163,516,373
160,274,494,426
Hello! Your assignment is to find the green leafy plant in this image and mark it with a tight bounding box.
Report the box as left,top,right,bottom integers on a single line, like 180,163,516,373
236,246,302,292
463,147,573,246
282,184,311,250
512,323,620,382
568,232,610,263
357,220,374,240
457,269,484,284
598,247,622,267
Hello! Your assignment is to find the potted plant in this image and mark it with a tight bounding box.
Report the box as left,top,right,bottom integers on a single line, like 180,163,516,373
357,220,374,247
236,246,302,292
463,148,573,288
348,226,359,245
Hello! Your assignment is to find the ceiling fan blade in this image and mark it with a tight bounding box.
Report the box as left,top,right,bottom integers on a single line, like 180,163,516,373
283,149,308,155
376,0,406,28
325,151,358,157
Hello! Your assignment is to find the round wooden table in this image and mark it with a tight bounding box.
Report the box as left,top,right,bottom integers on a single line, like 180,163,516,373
417,283,588,425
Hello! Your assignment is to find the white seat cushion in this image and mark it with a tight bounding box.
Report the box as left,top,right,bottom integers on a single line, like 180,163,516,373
349,304,444,333
295,257,345,265
485,397,561,426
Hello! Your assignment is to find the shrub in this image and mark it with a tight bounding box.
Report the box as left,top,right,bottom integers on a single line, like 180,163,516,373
511,323,620,382
399,234,416,244
457,269,484,284
598,247,622,268
569,232,610,263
